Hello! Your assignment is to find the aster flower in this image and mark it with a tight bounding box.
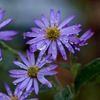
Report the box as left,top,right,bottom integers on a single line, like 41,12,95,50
9,51,58,94
24,9,94,60
0,9,18,60
0,82,38,100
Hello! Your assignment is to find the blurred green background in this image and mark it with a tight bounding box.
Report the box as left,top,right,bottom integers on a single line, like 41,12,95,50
0,0,100,100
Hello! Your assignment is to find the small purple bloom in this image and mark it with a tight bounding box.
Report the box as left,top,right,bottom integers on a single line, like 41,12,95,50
0,82,38,100
0,9,18,61
9,51,58,94
24,9,94,60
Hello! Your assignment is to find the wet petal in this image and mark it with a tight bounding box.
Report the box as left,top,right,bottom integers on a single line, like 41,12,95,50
13,61,28,69
58,15,75,29
51,41,57,60
0,19,13,29
57,40,67,60
60,24,81,36
4,82,12,97
34,78,39,94
27,50,35,66
55,10,60,26
0,9,5,21
34,18,46,29
19,52,30,67
41,14,49,28
50,9,55,27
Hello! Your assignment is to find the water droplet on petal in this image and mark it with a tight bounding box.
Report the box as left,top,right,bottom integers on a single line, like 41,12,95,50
37,41,47,51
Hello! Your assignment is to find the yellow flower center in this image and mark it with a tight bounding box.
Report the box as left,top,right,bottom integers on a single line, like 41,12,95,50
27,66,38,78
45,27,60,41
10,97,18,100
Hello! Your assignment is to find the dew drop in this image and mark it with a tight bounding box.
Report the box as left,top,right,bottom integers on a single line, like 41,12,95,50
37,41,47,51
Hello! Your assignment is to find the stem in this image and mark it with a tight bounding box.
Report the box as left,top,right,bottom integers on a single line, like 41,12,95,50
54,75,64,89
0,40,19,57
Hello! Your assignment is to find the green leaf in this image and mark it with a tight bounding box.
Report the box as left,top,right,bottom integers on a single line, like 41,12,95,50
58,62,70,70
62,85,73,100
54,86,73,100
72,63,81,77
75,58,100,92
54,92,64,100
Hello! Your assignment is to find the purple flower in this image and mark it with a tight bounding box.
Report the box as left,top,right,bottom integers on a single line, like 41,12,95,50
9,51,58,94
0,82,38,100
0,9,18,60
24,9,94,60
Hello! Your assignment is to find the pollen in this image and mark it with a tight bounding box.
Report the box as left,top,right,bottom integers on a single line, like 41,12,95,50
27,66,38,78
45,27,60,41
10,97,18,100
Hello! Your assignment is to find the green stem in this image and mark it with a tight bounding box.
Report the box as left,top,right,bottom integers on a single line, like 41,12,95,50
0,40,19,57
54,75,64,89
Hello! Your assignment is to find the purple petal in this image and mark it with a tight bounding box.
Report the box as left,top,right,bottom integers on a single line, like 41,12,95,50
55,10,60,26
0,18,13,29
13,61,28,69
37,75,52,88
27,50,35,66
40,71,58,76
9,69,27,75
0,9,5,21
0,92,9,99
51,41,57,60
41,65,57,72
57,40,67,60
58,15,75,29
59,37,75,53
19,52,30,67
80,29,94,41
34,18,46,29
30,43,38,53
41,14,49,28
19,77,30,90
4,82,12,97
0,31,18,40
9,74,26,78
26,79,33,92
26,37,43,44
50,9,55,27
34,78,39,94
31,27,45,34
12,76,27,85
60,24,81,36
37,39,47,51
36,40,51,66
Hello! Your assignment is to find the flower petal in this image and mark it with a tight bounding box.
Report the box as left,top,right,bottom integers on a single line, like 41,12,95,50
0,9,5,21
37,74,52,88
51,41,57,60
4,82,12,97
19,52,30,67
0,19,13,29
58,15,75,29
13,61,28,69
41,14,49,28
34,18,46,29
50,9,55,27
55,10,60,26
57,40,67,60
34,78,39,94
27,50,35,66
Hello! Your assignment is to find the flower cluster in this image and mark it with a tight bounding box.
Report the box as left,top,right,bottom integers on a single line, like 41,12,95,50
0,8,94,100
0,9,18,60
